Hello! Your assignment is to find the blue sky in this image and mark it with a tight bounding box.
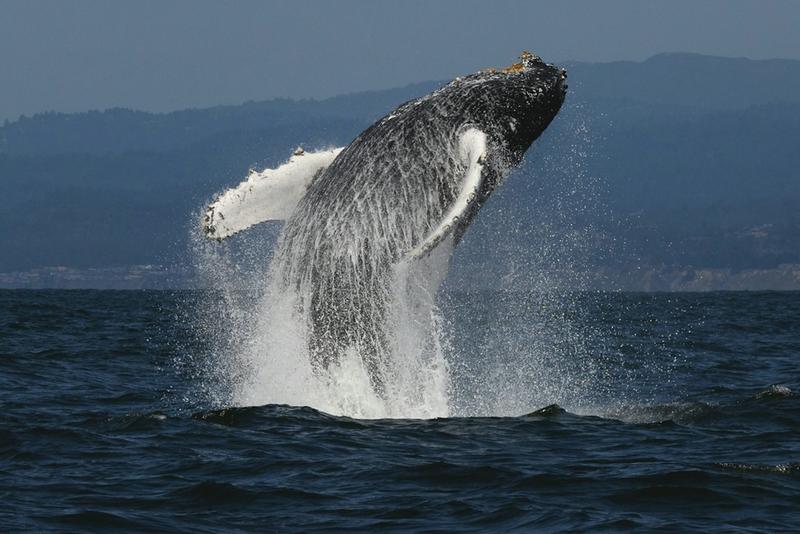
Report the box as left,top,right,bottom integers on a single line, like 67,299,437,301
1,0,798,121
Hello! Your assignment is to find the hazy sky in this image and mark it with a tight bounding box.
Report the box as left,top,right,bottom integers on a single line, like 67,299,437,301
2,0,798,121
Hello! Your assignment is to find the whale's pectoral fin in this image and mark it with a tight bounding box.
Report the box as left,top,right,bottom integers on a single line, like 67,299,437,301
203,146,344,240
404,128,489,261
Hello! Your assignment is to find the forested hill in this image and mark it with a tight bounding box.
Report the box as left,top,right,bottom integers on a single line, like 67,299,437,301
1,53,799,289
0,82,442,157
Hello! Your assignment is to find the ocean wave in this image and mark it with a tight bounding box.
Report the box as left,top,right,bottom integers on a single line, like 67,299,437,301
717,462,800,475
755,384,794,399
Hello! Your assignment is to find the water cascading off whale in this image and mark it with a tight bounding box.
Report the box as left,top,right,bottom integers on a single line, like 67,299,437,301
203,52,567,395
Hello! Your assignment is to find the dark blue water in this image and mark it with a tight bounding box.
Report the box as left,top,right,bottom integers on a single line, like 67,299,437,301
1,290,798,532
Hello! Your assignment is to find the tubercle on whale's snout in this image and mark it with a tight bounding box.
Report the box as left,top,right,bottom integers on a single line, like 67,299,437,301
486,51,562,76
502,51,550,73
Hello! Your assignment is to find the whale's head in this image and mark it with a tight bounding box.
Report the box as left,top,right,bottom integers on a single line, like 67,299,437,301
462,51,567,165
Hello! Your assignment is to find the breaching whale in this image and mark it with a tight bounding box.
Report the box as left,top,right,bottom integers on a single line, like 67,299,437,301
203,52,567,394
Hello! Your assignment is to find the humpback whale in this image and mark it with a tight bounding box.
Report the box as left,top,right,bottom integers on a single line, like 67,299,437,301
203,52,567,394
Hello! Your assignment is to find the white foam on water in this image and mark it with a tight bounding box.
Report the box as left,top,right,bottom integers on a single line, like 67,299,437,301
193,169,461,418
233,281,391,419
196,241,454,419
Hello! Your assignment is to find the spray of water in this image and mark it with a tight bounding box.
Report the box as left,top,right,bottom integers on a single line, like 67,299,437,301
187,104,676,419
191,223,454,418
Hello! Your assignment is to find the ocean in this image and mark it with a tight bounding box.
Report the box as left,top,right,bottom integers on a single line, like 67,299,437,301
1,289,798,531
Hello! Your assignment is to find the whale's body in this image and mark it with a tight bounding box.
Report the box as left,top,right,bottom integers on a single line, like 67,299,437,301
204,53,567,393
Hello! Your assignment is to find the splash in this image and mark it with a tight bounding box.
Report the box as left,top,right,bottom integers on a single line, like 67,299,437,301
187,104,672,419
192,218,454,419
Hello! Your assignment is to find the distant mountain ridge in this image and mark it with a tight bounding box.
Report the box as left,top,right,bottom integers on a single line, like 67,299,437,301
0,82,442,157
1,53,799,289
5,53,800,157
565,53,800,110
